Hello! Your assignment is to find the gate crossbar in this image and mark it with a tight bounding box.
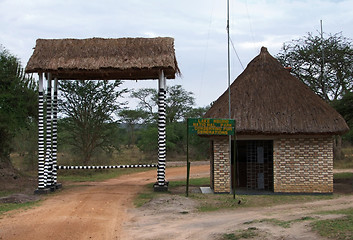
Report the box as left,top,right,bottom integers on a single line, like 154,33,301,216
58,164,158,170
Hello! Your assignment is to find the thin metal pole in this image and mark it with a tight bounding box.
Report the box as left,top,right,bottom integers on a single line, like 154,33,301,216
186,119,190,197
227,0,233,194
233,125,236,199
227,0,231,119
320,20,326,99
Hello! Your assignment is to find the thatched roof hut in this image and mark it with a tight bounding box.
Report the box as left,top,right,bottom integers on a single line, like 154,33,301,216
204,47,349,135
25,37,180,80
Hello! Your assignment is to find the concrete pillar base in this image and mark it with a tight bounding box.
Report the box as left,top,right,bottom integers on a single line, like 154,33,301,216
34,188,51,194
153,181,169,192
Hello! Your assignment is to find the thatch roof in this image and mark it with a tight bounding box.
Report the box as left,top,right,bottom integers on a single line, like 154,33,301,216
25,37,180,80
204,47,349,135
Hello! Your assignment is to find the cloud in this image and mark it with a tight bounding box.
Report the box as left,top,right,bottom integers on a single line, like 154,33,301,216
0,0,352,107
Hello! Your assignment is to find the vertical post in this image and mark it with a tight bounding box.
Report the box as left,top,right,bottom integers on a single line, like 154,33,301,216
52,78,61,189
227,0,233,194
35,73,49,194
45,73,53,190
186,119,190,197
154,70,168,191
233,126,236,199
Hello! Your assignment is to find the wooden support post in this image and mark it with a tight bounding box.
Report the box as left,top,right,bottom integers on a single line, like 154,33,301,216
34,73,50,194
45,73,54,190
154,70,168,191
52,78,61,189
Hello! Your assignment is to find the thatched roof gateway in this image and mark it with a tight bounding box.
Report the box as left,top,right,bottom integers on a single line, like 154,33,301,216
204,47,349,135
25,37,180,80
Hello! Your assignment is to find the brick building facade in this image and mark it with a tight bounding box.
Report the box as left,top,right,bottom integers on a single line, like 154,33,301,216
211,136,334,194
205,47,348,194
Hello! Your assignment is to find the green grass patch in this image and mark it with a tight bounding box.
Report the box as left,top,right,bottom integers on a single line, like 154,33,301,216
0,201,40,216
133,183,160,207
0,191,17,198
191,193,335,212
334,147,353,169
334,172,353,179
134,176,336,213
244,216,315,228
58,168,149,182
311,208,353,240
169,177,210,188
221,228,258,240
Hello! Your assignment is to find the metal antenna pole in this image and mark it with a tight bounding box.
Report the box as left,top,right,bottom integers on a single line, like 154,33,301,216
227,0,231,119
227,0,233,195
320,20,325,97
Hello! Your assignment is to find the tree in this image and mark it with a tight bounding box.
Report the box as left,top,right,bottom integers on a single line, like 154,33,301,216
0,46,37,167
276,32,353,102
332,91,353,143
118,109,149,147
59,80,127,164
131,85,195,123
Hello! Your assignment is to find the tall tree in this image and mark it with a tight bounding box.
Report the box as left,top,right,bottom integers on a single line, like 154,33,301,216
131,85,195,123
332,91,353,143
276,32,353,102
59,80,127,164
0,46,37,166
118,109,148,147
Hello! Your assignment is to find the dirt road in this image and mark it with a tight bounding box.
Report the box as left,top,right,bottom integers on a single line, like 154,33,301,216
0,165,208,240
0,165,352,240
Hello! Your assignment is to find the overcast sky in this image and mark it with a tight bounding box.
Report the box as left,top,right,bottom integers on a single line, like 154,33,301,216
1,0,352,108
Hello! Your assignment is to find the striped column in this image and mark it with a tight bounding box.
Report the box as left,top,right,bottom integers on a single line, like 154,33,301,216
36,73,46,191
52,78,58,186
157,71,167,187
45,74,53,188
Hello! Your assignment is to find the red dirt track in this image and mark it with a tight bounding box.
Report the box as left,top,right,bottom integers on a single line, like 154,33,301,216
0,165,209,240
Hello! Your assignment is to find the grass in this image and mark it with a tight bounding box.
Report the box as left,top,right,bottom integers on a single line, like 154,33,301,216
0,190,17,198
133,183,159,207
0,201,40,216
221,228,259,240
58,167,150,182
334,147,353,169
134,177,336,212
244,216,316,228
169,177,210,188
334,172,353,179
311,208,353,240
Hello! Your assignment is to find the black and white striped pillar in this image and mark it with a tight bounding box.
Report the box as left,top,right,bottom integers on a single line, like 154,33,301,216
45,74,53,188
155,70,168,191
52,78,58,187
35,73,49,194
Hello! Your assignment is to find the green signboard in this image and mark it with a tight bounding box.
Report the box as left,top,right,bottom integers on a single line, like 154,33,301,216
187,118,235,136
186,118,236,198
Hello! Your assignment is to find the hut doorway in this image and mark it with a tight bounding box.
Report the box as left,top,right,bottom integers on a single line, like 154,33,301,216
232,140,274,191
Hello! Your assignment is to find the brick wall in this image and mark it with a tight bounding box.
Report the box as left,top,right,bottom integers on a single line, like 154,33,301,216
273,137,333,193
213,137,231,193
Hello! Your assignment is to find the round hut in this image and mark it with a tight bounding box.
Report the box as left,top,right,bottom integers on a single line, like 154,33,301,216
204,47,349,193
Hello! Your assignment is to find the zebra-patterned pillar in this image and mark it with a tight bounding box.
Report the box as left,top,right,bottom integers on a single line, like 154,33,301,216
45,73,53,189
155,70,168,190
52,78,58,187
35,73,49,194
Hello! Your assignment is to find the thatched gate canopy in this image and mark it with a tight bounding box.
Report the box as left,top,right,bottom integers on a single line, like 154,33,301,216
204,47,349,135
25,37,180,80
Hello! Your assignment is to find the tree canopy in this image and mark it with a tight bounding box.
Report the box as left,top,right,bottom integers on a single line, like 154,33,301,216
59,80,127,164
276,32,353,102
131,85,195,123
0,46,37,164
